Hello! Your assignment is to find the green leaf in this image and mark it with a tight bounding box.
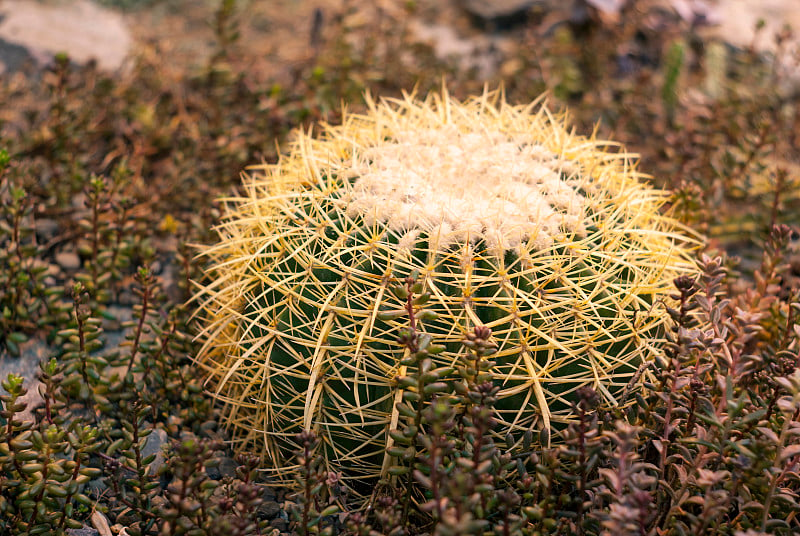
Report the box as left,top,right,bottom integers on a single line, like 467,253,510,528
396,376,417,389
389,431,410,445
387,465,410,476
80,467,102,478
5,339,19,357
423,382,449,395
390,286,409,300
21,463,44,474
377,309,407,321
396,404,416,418
386,447,407,458
7,332,28,344
415,310,438,322
45,483,68,497
320,505,340,517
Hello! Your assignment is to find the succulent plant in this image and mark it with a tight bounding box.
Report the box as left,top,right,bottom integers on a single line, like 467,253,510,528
194,90,697,491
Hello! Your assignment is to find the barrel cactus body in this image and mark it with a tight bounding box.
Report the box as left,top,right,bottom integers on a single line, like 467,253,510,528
195,90,697,490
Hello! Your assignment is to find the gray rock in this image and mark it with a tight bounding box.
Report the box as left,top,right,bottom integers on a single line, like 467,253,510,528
151,495,167,512
102,305,133,332
0,37,34,73
269,518,289,532
261,484,277,502
35,218,60,242
55,250,81,271
410,21,509,78
161,258,183,304
141,428,169,476
0,339,50,423
0,0,132,74
461,0,538,28
179,430,197,443
207,455,238,480
257,500,282,520
114,508,138,528
118,290,138,306
66,527,100,536
84,475,108,500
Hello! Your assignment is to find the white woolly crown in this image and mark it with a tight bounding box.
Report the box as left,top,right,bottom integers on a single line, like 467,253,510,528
339,126,588,253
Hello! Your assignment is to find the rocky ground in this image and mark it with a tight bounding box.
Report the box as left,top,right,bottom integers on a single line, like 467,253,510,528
1,1,799,86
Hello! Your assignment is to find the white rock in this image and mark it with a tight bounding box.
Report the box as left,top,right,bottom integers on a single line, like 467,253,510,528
0,0,132,73
55,250,81,271
708,0,800,95
0,339,50,423
660,0,800,95
585,0,627,16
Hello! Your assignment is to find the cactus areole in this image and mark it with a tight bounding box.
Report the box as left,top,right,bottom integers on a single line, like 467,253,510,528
194,90,697,491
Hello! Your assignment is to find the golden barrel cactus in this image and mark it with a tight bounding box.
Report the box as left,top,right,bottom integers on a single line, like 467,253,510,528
194,90,697,490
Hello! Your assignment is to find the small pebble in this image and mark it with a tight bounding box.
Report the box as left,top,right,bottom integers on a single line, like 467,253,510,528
269,518,289,532
140,428,169,476
35,218,60,241
113,509,138,527
55,250,81,271
179,430,197,443
261,484,277,502
84,475,108,500
257,500,282,520
461,0,535,28
66,526,100,536
207,455,238,480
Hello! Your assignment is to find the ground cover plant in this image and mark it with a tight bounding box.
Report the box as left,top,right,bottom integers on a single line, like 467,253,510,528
0,1,798,535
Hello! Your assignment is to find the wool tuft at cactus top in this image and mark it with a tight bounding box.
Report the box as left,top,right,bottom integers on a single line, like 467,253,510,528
194,90,698,490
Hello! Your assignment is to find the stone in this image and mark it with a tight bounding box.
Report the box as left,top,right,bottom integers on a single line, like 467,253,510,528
0,0,132,74
410,21,511,78
0,38,33,73
585,0,626,22
55,250,81,271
461,0,538,29
178,429,197,443
707,0,800,95
114,508,138,527
657,0,800,95
261,485,277,502
102,305,133,333
84,475,108,500
91,511,113,536
585,0,625,12
269,518,289,532
257,500,282,520
150,495,167,511
0,339,50,423
66,527,100,536
207,455,238,480
34,218,60,242
141,428,169,476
